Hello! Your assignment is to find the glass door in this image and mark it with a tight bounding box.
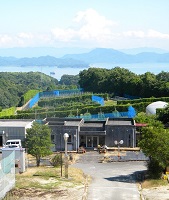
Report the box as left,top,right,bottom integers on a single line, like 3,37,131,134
86,136,98,148
93,136,98,147
86,136,92,147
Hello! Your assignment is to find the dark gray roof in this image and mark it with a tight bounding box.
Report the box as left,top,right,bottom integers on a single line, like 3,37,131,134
107,120,132,126
81,123,104,127
64,121,82,126
0,119,33,127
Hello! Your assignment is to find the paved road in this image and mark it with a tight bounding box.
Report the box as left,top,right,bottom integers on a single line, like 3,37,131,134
72,151,147,200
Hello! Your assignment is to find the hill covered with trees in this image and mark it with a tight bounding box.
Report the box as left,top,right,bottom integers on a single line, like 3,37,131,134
0,72,79,108
1,67,168,109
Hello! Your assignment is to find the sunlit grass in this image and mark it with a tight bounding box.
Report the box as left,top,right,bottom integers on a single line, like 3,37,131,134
104,100,117,106
141,179,168,189
15,166,86,190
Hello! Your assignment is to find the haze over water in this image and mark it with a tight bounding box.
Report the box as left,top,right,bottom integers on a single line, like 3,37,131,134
0,63,169,80
1,63,168,81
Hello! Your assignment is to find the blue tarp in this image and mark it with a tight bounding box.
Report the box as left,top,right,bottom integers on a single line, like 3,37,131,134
92,95,104,106
128,106,136,118
29,93,40,108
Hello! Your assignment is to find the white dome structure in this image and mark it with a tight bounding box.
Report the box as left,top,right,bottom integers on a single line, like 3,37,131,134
146,101,168,115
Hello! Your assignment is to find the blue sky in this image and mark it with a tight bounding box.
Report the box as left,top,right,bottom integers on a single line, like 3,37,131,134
0,0,169,50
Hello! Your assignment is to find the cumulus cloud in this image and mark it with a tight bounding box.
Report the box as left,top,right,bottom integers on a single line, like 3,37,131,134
0,9,169,48
51,8,118,43
50,9,169,47
74,8,117,39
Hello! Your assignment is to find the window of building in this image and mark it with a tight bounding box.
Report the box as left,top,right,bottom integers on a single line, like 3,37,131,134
51,135,55,143
68,135,72,143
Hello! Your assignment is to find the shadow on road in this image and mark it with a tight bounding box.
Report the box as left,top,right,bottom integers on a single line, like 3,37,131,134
105,170,147,183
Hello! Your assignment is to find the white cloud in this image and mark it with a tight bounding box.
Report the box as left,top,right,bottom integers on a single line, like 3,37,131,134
17,32,34,39
123,31,145,38
51,8,118,43
122,29,169,39
0,34,13,45
0,8,169,49
147,29,169,39
51,28,77,42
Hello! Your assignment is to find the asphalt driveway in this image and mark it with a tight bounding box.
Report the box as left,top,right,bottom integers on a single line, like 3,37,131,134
72,151,147,200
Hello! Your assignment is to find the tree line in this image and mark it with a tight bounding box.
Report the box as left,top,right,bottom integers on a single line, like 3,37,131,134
1,67,169,109
79,67,169,98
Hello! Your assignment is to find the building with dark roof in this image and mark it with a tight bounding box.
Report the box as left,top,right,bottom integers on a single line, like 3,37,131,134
0,119,34,146
0,118,137,151
45,117,136,151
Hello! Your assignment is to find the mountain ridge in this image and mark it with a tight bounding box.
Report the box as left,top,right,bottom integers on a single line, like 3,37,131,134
0,47,169,67
62,48,169,64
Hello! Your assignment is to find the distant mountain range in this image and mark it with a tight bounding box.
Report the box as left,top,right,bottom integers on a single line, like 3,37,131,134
62,48,169,64
0,47,169,68
0,56,89,68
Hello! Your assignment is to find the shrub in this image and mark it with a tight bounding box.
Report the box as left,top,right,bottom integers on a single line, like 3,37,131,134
146,158,164,179
50,154,62,167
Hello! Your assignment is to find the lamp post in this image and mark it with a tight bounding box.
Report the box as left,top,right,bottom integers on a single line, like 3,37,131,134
114,140,123,160
74,129,78,152
1,131,8,147
63,133,69,179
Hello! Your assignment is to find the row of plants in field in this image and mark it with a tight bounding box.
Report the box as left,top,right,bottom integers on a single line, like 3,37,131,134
17,102,100,114
117,97,169,105
4,92,163,119
38,93,93,107
1,104,132,119
38,93,109,107
0,92,109,119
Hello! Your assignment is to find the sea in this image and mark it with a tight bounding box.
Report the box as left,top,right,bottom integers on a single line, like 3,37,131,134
0,62,169,81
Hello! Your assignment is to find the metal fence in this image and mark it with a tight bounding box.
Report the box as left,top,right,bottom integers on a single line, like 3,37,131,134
28,88,83,108
76,110,136,120
0,151,15,200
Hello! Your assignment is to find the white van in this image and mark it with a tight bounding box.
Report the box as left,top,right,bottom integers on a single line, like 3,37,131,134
4,139,22,148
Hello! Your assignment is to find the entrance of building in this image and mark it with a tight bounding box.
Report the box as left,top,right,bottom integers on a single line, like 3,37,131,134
79,135,105,148
86,136,98,148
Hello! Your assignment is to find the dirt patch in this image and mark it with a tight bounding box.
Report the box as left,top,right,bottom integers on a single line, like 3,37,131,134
10,187,85,200
140,179,169,199
6,153,87,200
141,186,169,200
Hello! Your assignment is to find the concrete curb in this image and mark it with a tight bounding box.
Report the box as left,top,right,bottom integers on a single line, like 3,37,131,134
82,175,89,200
138,183,145,200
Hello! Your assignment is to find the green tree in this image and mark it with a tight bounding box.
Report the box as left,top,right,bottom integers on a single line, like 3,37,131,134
26,122,53,167
79,67,109,92
157,105,169,124
134,112,157,124
139,72,157,97
108,67,140,96
139,121,169,178
59,74,79,87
